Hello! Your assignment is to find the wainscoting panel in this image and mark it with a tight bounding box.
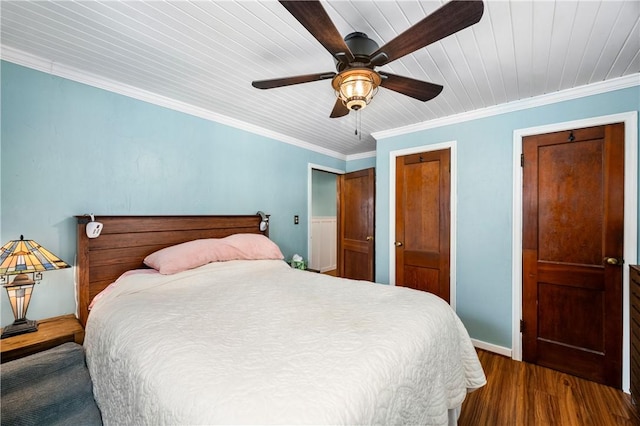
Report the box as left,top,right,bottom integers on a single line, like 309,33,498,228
310,217,337,272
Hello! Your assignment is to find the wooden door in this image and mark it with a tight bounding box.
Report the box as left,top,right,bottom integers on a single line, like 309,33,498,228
395,149,450,302
522,123,625,388
337,168,375,281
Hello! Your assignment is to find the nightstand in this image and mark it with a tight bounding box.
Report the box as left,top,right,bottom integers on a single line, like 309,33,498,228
0,314,84,363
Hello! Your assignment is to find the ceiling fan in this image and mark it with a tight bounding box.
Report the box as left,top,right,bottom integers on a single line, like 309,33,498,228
252,0,484,118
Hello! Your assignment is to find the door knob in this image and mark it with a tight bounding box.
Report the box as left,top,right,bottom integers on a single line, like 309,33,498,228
604,257,623,265
394,241,403,247
366,236,373,241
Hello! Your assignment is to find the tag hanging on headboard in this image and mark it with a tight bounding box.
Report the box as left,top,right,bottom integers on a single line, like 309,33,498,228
86,213,103,239
257,211,269,232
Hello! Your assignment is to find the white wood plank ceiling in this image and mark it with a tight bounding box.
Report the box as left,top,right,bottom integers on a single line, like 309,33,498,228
2,1,639,157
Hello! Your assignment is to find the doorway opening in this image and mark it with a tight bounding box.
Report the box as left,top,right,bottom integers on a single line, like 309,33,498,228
308,164,343,274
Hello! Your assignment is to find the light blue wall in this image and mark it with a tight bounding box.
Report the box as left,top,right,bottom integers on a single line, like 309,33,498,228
311,169,337,216
375,85,640,348
346,156,375,172
0,61,346,326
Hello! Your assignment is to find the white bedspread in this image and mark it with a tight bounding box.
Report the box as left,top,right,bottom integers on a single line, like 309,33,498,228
85,260,485,425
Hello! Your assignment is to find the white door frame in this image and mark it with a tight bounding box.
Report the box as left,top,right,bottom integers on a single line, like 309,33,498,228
511,111,638,392
307,163,344,268
388,141,458,310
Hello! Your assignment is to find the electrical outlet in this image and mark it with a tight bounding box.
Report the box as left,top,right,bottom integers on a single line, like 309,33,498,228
294,215,299,225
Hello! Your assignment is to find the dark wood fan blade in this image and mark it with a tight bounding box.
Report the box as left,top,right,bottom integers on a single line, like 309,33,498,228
330,98,350,118
280,1,354,65
252,72,335,89
371,0,484,66
379,72,443,101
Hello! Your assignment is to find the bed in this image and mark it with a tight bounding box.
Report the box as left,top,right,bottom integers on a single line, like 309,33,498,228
77,214,486,425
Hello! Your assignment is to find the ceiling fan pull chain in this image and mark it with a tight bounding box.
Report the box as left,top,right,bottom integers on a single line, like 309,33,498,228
354,110,358,136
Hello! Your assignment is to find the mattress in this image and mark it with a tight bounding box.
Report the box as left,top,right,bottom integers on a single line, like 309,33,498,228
84,259,485,425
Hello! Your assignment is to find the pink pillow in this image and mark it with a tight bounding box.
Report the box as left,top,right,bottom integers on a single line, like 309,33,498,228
144,238,245,275
223,233,284,260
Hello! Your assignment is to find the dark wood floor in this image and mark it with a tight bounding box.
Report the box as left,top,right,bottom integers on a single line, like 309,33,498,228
459,350,640,425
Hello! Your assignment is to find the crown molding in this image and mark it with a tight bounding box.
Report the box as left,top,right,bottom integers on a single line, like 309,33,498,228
5,45,638,161
345,150,376,161
1,45,348,161
372,73,640,141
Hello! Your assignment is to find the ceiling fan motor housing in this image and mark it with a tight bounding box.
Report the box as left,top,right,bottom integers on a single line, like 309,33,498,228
336,32,380,70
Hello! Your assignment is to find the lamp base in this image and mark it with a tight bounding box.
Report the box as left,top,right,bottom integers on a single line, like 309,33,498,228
1,319,38,339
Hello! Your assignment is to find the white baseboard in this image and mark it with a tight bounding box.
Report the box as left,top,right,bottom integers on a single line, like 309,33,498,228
471,338,512,358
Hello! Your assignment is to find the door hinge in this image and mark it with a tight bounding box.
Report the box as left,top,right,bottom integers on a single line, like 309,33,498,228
520,319,525,333
520,153,524,167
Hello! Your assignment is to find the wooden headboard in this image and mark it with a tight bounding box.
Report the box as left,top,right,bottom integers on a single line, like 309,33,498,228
76,214,268,327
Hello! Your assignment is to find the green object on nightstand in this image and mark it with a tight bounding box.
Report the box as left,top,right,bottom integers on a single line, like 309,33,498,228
288,254,307,270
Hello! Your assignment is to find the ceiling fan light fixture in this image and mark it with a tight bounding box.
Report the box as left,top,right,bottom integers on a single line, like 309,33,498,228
332,68,381,111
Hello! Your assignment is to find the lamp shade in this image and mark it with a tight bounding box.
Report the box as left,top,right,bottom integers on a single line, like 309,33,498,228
0,236,70,275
